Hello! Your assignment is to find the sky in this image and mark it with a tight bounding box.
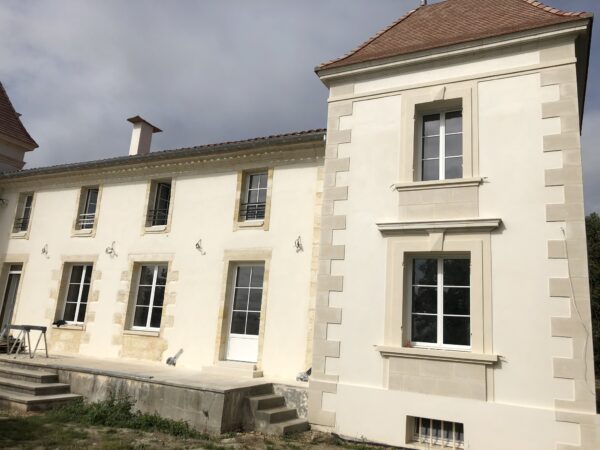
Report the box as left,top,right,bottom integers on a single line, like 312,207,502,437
0,0,598,212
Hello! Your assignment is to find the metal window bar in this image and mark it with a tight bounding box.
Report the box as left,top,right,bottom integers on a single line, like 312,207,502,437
413,417,464,449
77,213,96,229
239,202,266,221
13,217,30,233
146,208,169,227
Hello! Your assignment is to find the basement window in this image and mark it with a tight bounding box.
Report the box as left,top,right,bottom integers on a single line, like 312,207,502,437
410,416,464,448
13,192,34,233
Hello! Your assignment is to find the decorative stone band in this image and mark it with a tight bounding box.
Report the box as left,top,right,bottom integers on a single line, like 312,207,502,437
541,61,600,449
308,86,354,429
376,218,502,234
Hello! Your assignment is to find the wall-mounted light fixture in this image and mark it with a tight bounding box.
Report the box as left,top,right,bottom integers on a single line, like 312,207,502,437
41,244,49,257
195,239,206,255
294,236,304,253
0,198,8,207
105,241,118,258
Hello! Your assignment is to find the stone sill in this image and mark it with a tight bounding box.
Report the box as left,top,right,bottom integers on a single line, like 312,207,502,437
124,329,160,337
144,225,168,234
392,177,483,192
376,345,499,365
10,231,28,240
71,228,94,237
52,324,85,331
237,220,265,229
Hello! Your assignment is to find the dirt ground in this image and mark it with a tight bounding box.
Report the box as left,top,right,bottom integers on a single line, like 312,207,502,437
0,409,395,450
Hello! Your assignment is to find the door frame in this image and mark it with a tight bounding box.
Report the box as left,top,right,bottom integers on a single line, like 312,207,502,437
214,249,271,369
0,259,27,336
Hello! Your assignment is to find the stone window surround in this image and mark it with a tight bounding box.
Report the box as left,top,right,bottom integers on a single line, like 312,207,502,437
232,168,274,232
401,84,476,185
142,178,176,235
10,191,36,240
213,249,272,371
71,185,103,238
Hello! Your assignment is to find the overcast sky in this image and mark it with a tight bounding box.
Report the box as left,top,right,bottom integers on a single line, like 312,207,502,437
1,0,598,212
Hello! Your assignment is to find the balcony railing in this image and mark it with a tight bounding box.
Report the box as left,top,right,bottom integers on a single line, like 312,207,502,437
76,213,96,230
239,202,266,221
12,217,30,233
146,208,169,227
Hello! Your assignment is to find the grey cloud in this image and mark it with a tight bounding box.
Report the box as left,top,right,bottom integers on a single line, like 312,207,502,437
1,0,599,212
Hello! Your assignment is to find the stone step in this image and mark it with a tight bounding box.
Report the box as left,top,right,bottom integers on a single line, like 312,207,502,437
0,363,58,384
276,417,310,435
255,406,298,424
248,393,285,410
0,376,70,396
0,390,82,412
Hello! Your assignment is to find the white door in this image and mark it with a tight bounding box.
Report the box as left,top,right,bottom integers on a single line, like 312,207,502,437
226,264,264,363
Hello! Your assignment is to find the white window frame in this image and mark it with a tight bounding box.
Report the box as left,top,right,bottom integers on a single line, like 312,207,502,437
62,264,92,325
146,181,172,228
418,110,463,181
131,264,167,331
240,171,268,222
408,256,471,351
13,192,34,233
77,187,99,230
412,416,464,449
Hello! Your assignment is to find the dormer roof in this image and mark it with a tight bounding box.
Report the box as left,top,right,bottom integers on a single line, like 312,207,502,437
0,82,38,150
317,0,592,73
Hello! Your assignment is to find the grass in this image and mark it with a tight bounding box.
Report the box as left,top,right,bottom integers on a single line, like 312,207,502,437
0,394,396,449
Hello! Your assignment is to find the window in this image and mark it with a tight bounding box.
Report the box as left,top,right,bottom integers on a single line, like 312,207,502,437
411,416,464,448
76,187,99,230
420,110,463,181
132,264,167,331
230,265,264,337
62,265,92,324
239,172,267,221
146,181,171,227
410,257,470,349
13,193,34,233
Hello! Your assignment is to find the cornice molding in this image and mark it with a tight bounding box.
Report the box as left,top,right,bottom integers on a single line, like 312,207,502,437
376,218,502,234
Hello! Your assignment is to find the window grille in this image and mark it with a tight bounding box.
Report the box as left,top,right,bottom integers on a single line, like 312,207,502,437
412,416,464,448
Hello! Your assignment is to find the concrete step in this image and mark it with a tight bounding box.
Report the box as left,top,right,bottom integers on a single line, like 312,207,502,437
0,376,70,396
255,406,298,424
248,393,285,410
0,390,82,412
0,363,58,384
276,417,310,435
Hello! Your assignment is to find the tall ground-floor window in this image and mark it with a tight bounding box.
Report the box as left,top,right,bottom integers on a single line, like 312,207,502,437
132,264,167,331
63,264,92,324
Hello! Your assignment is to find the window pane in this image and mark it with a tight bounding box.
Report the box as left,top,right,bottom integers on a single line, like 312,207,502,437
150,307,162,329
250,266,264,288
77,303,87,323
413,259,437,285
422,136,440,159
412,287,437,314
443,316,470,346
258,173,268,188
445,133,462,157
139,266,155,285
156,266,168,285
133,306,149,327
443,288,470,315
445,111,462,134
257,188,267,204
443,259,470,286
153,286,165,307
432,420,442,442
236,267,251,287
70,266,84,284
230,311,246,334
63,302,77,322
248,289,262,311
421,418,431,437
423,114,440,136
412,315,437,343
445,156,462,179
65,284,81,303
83,266,92,284
250,174,261,189
136,286,153,306
233,288,249,310
455,423,464,443
248,190,259,204
442,422,452,443
422,159,439,181
246,312,260,335
80,284,90,304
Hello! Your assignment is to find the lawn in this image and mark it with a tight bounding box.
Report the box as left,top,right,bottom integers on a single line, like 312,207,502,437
0,396,392,450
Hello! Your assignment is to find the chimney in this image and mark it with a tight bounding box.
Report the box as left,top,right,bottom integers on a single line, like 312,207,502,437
127,116,162,156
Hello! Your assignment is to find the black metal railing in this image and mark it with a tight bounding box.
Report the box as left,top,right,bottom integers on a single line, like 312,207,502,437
146,208,169,227
239,202,266,221
12,217,30,233
76,213,96,229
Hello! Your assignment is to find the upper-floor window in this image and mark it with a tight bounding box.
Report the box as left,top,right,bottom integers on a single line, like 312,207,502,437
410,257,470,349
239,171,267,221
76,187,99,230
146,181,171,227
420,110,463,181
131,264,167,331
61,264,92,324
13,193,34,233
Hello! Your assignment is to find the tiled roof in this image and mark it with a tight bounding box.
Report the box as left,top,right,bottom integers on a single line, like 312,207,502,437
0,82,38,149
0,129,326,180
318,0,592,72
